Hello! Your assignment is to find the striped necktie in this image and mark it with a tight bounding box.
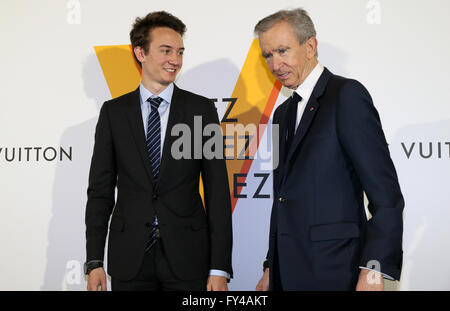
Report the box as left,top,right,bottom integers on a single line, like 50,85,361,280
145,96,163,252
146,96,164,181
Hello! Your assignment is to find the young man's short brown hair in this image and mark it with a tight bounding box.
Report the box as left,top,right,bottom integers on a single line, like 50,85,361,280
130,11,186,66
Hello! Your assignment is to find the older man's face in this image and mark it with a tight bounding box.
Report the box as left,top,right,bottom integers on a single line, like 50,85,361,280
259,21,314,89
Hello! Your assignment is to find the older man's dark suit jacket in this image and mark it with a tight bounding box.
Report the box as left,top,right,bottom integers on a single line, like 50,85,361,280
268,68,404,290
85,85,233,281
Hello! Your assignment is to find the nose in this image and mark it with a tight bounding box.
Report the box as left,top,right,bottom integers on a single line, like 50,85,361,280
168,52,181,67
271,55,282,72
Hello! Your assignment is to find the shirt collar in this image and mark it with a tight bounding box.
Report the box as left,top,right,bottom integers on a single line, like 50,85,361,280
293,63,324,100
139,83,174,105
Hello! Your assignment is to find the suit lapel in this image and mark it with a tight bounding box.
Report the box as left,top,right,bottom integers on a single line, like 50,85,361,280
126,87,155,184
285,68,332,164
285,96,319,163
157,84,184,187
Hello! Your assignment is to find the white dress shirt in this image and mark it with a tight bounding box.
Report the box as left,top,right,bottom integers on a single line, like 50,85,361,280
292,63,324,132
139,83,172,158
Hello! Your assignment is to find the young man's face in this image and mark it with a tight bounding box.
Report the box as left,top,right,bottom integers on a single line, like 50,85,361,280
258,21,316,90
137,27,184,88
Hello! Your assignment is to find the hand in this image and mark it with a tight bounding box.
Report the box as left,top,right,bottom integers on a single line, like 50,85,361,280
206,275,228,291
356,269,384,291
87,267,107,291
255,268,269,291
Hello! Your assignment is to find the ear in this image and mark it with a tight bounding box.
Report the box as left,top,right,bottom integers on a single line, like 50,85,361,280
305,37,318,59
133,46,146,63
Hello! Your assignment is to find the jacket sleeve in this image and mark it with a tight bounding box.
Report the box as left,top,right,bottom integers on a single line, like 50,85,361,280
200,99,233,277
85,101,117,262
336,80,404,280
260,104,285,271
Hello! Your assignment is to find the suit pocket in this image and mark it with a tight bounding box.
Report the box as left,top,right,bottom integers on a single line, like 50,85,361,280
310,222,360,281
109,217,125,232
310,222,359,241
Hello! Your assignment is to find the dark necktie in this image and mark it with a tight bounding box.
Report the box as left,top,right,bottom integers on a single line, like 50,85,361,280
146,96,163,181
145,96,163,252
285,91,302,155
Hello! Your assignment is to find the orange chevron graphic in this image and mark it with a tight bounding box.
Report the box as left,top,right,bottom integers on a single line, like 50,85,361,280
94,45,142,98
220,40,281,211
94,40,281,212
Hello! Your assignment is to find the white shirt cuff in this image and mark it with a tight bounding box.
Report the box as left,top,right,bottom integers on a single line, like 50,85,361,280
359,266,395,280
209,269,230,279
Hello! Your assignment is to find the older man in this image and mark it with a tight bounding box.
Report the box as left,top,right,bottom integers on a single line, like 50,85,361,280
254,8,404,291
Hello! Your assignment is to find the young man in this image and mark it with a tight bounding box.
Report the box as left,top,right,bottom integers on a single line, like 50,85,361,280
254,8,404,291
85,11,232,291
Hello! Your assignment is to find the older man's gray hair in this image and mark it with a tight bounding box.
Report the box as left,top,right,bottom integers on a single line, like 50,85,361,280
254,8,318,56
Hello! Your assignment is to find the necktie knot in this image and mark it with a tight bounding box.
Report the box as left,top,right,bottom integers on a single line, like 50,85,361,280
148,96,163,111
291,91,302,104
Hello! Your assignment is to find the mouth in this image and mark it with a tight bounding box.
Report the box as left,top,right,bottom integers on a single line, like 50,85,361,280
164,68,177,73
276,72,290,79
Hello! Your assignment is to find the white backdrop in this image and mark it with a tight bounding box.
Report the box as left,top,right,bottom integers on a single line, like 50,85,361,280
1,0,449,290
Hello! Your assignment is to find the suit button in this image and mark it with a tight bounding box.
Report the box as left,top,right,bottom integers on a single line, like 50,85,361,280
278,197,286,203
152,194,159,200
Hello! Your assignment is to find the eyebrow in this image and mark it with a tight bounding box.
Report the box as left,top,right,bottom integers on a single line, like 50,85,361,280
159,44,185,50
275,46,290,52
262,46,290,58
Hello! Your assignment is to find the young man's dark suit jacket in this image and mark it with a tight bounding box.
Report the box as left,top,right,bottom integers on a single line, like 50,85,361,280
85,84,233,282
268,68,404,290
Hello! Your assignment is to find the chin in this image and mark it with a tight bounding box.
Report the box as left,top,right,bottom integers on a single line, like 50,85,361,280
281,82,295,89
284,79,300,90
162,77,176,84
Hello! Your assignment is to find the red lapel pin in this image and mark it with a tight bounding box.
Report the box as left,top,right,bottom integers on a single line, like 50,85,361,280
310,107,314,111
